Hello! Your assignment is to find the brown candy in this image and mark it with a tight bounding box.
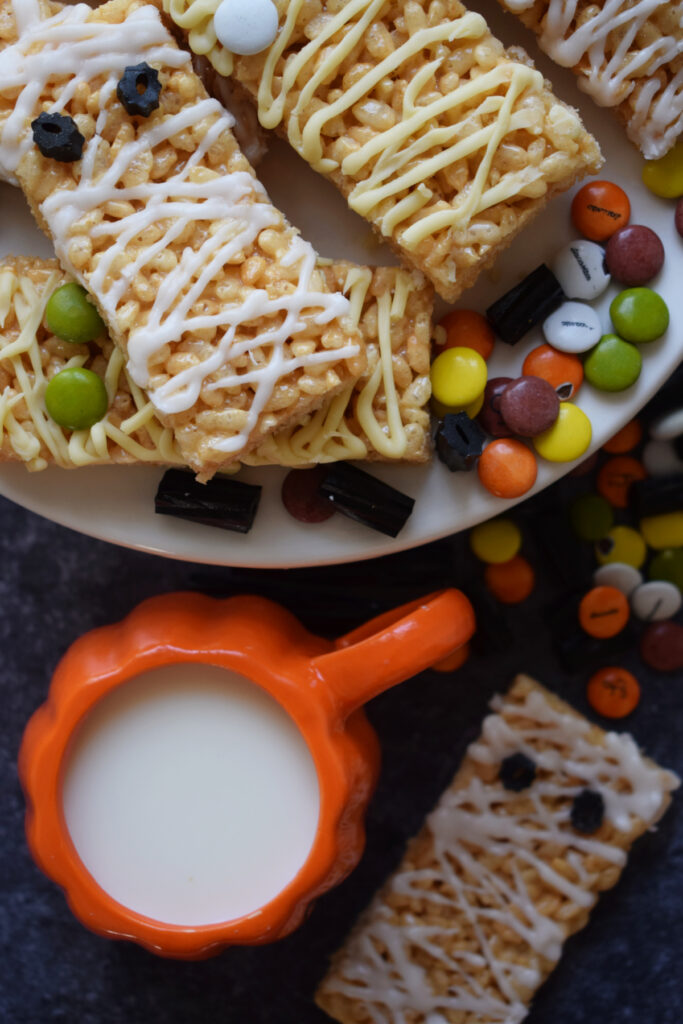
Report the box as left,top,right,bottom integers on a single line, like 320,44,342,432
639,620,683,672
605,225,664,286
499,376,560,437
477,376,514,437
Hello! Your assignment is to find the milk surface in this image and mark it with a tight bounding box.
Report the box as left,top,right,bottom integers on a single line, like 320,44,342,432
62,664,320,926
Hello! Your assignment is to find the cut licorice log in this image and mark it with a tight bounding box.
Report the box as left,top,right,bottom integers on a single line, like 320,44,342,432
628,473,683,519
154,469,261,533
317,463,415,537
485,264,564,345
436,412,487,471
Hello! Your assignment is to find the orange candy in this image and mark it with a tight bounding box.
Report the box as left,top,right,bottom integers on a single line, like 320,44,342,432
586,666,641,718
522,344,583,401
432,642,471,672
484,556,535,603
571,181,631,241
602,419,643,454
578,585,630,639
437,309,495,360
477,439,537,499
597,455,647,509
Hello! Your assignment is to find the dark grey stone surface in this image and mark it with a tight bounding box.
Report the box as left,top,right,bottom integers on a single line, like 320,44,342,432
1,436,681,1024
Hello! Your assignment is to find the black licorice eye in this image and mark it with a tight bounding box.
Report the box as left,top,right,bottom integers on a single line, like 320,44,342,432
117,63,162,118
570,788,605,834
500,752,537,792
31,112,85,162
436,412,486,472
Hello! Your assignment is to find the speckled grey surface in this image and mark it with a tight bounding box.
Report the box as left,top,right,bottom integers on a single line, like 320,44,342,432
1,441,681,1023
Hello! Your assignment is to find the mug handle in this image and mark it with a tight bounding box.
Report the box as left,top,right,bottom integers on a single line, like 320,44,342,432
310,588,475,716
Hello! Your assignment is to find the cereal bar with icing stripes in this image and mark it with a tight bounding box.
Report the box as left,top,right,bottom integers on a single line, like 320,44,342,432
495,0,683,160
316,674,679,1024
0,256,433,469
0,0,367,480
163,0,602,302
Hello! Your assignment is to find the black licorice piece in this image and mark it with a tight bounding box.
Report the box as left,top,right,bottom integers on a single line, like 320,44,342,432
570,789,605,834
154,469,261,534
628,473,683,518
117,63,162,117
500,752,537,792
436,413,486,471
318,463,415,537
31,112,85,162
486,264,565,345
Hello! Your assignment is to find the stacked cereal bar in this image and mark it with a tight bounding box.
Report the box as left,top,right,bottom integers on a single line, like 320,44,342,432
0,256,433,469
0,0,369,480
316,675,678,1024
164,0,602,302
494,0,683,160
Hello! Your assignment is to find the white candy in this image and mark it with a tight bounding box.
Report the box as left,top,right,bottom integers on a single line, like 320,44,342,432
642,440,683,476
650,408,683,441
214,0,279,56
630,580,682,622
542,300,602,353
593,562,643,597
551,241,610,301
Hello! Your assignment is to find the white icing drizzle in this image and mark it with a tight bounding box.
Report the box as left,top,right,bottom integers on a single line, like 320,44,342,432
321,684,678,1024
0,3,355,458
11,0,44,36
503,0,683,159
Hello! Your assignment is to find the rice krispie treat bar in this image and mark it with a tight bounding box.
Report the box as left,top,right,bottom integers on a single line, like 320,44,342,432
0,0,367,480
163,0,602,302
495,0,683,160
316,674,679,1024
0,256,432,469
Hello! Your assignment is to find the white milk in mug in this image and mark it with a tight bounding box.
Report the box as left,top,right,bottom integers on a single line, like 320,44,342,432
62,664,321,926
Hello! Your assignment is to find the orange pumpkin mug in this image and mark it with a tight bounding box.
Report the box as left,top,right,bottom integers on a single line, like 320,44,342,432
19,588,475,958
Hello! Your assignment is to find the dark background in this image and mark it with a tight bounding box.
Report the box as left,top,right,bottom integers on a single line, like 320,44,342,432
1,371,682,1024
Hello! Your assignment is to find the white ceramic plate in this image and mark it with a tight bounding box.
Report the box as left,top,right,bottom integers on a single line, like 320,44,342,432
0,0,681,568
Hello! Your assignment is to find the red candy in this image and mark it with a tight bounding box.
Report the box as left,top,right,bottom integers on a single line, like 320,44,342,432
281,466,335,523
477,377,513,437
604,225,665,286
640,620,683,672
499,376,560,437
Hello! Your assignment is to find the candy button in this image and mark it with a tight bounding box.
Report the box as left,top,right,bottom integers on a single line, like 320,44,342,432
676,198,683,239
649,408,683,441
542,301,601,354
609,288,669,344
602,419,642,454
477,438,537,499
571,180,630,241
499,376,559,437
596,455,647,509
584,334,641,392
640,511,683,549
477,377,514,437
604,225,664,287
569,493,614,541
214,0,280,55
641,140,683,198
281,467,335,523
532,403,592,463
642,440,683,476
595,525,647,569
649,548,683,591
578,585,630,638
438,309,495,360
630,580,682,622
639,621,683,672
430,346,487,408
522,344,583,400
551,240,610,301
586,666,640,719
593,562,643,596
469,518,522,563
484,555,535,603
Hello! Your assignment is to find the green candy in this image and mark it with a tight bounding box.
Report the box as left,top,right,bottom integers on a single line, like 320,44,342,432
609,287,669,344
569,493,614,541
649,548,683,591
45,283,105,344
45,367,108,430
584,334,642,392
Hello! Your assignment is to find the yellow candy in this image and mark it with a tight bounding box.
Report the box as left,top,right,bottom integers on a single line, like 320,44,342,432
595,525,647,569
642,141,683,199
640,512,683,550
431,390,484,420
430,346,487,408
470,518,522,564
532,403,592,463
